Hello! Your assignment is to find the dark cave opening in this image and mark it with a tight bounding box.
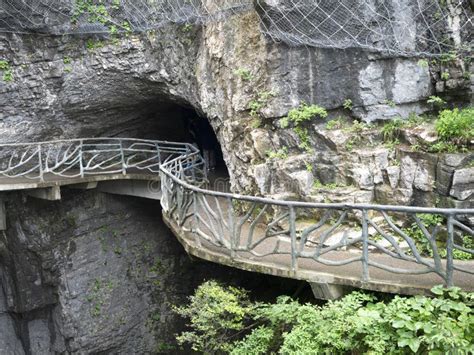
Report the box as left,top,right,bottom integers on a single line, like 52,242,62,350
108,99,228,177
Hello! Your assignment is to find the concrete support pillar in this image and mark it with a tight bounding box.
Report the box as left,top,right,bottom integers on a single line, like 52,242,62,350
27,186,61,201
309,282,352,300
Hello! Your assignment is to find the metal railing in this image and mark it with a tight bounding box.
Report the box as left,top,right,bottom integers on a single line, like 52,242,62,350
0,138,473,288
0,138,198,181
159,149,474,288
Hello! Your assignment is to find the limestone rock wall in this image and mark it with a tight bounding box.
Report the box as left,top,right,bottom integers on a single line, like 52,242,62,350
0,191,193,353
0,190,296,354
0,4,472,352
0,8,471,193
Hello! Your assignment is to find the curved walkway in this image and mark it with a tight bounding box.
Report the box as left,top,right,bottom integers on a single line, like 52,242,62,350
0,138,473,295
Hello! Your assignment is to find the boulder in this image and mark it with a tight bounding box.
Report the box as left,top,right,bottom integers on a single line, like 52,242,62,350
450,167,474,201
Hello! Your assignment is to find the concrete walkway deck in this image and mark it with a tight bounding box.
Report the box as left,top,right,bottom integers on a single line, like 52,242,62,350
163,213,474,296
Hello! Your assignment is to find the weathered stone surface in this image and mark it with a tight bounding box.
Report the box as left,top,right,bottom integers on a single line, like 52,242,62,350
289,170,314,196
250,129,274,160
253,163,272,195
450,167,474,201
436,163,455,196
386,166,401,189
0,191,289,354
0,283,24,355
401,124,438,145
399,151,437,193
0,4,472,352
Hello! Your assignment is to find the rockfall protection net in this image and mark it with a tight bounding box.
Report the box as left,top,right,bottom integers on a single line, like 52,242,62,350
0,0,472,57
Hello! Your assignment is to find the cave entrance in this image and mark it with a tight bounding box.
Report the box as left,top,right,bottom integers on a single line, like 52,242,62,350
118,100,228,183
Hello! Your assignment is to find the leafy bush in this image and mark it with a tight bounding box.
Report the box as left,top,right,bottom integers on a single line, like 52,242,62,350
435,107,474,144
174,280,253,353
279,103,327,128
176,281,474,354
382,118,404,143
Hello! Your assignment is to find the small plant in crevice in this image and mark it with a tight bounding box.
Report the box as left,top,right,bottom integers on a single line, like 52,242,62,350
234,68,253,81
294,126,313,152
383,99,396,108
73,0,132,37
382,118,404,144
440,71,450,80
180,23,193,33
86,277,114,318
439,50,458,64
345,119,372,134
86,38,104,51
326,117,345,130
427,95,447,109
343,98,353,110
417,59,429,68
0,60,13,82
278,103,327,153
279,103,328,128
265,147,288,160
249,90,276,119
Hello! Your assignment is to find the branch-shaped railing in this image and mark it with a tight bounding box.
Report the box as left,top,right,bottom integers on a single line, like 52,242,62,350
0,138,473,288
159,149,474,288
0,138,199,181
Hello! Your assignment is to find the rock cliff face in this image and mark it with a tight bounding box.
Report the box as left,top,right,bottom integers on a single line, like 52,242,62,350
0,2,472,353
0,190,299,354
1,191,204,353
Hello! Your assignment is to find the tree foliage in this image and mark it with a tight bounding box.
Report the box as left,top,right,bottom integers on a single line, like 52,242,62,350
176,281,474,354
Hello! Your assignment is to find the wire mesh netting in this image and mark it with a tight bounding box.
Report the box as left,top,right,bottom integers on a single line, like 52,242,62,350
0,0,472,57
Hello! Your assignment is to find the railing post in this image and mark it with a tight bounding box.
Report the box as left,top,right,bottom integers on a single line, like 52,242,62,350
155,143,161,168
38,144,44,182
446,215,454,287
289,206,298,273
119,140,126,175
192,192,201,247
79,140,84,178
228,197,236,259
361,209,369,282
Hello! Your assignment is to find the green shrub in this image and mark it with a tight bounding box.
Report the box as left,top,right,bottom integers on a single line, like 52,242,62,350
279,103,327,128
174,281,253,353
427,95,447,109
382,118,404,143
435,107,474,143
177,282,474,354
